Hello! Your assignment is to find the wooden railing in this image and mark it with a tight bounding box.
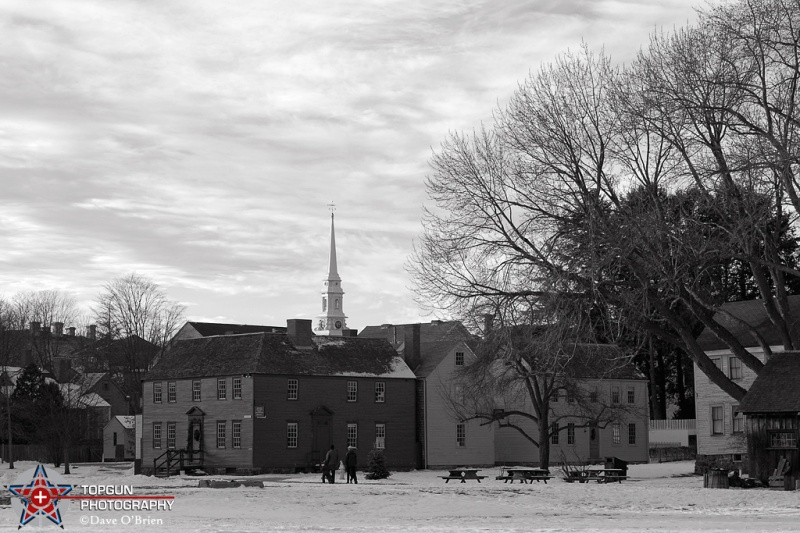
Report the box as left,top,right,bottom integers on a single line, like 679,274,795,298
649,419,696,431
153,449,204,477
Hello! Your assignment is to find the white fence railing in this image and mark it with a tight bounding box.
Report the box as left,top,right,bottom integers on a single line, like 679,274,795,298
649,419,696,431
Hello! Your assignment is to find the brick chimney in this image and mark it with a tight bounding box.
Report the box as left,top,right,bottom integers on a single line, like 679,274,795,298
483,313,494,334
287,319,313,348
53,322,64,336
402,323,421,372
68,327,76,337
88,324,97,340
30,321,41,336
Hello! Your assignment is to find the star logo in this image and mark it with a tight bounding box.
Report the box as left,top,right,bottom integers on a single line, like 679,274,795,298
8,465,73,529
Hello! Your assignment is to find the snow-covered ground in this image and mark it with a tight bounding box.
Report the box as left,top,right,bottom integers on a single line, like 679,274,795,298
1,460,799,532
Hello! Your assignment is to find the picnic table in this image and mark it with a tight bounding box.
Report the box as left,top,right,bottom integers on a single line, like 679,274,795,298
441,468,486,483
497,467,552,484
567,467,626,484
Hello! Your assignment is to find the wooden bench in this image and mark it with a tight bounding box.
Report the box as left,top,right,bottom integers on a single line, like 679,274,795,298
498,468,552,484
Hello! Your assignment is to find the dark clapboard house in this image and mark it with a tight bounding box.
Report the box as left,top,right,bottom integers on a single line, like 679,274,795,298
738,351,800,488
141,319,417,475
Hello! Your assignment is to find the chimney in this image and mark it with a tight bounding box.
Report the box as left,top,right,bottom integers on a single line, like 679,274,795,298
88,324,97,340
402,323,421,372
286,319,313,348
53,322,64,336
30,321,41,336
483,313,494,334
53,357,72,382
24,349,33,367
68,327,76,337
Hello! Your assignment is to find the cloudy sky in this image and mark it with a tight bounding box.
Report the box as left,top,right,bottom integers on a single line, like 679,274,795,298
0,0,698,331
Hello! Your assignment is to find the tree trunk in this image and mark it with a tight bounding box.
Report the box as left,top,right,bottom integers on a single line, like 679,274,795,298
675,350,686,415
538,410,550,470
63,445,70,475
647,336,660,419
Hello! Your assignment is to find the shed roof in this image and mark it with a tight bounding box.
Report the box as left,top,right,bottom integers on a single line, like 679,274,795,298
145,332,415,381
696,296,800,351
739,352,800,413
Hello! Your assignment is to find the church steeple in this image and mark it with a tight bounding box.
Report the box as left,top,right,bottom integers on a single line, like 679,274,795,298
315,204,347,336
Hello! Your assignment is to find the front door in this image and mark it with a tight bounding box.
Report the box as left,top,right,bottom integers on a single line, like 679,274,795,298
589,423,600,461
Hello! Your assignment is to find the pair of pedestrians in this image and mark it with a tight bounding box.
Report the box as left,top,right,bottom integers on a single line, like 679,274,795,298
321,444,358,483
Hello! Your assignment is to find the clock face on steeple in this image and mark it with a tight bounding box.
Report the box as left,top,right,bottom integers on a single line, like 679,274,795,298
334,320,342,329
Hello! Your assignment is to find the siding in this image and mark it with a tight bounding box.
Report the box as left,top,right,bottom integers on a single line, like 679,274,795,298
494,379,650,464
251,374,416,470
424,345,495,467
141,377,255,471
694,350,762,457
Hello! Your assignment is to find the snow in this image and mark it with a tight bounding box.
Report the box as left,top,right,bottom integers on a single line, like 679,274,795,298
2,460,800,532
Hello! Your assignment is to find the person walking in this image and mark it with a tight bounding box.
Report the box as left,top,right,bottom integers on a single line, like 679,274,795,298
322,444,339,484
345,446,358,484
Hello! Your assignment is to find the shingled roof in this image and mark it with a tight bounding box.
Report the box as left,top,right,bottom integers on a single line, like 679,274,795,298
145,332,415,381
696,296,800,351
739,352,800,413
185,322,286,336
359,320,476,347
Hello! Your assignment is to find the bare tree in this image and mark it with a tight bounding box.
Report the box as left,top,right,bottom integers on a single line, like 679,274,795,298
11,290,82,372
92,273,185,411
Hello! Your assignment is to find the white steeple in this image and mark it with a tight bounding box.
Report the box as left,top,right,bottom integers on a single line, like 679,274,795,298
315,204,347,335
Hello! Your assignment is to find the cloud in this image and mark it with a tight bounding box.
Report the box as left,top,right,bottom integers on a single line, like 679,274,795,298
0,0,698,328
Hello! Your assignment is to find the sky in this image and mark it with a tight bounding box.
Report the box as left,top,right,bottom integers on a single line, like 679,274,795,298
0,0,699,332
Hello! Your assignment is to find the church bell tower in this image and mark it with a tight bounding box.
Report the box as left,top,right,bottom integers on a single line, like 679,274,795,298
315,204,347,336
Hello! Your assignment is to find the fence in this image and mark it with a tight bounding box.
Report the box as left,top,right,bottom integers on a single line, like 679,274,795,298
0,444,103,464
649,446,696,463
649,419,696,431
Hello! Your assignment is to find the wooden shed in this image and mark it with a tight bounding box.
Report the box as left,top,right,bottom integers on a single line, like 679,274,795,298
739,352,800,485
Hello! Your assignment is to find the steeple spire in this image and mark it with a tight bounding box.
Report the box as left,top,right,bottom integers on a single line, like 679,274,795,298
315,203,346,335
327,205,340,281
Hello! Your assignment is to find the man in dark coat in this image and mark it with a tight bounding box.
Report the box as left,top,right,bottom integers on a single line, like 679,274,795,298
345,446,358,484
322,444,339,484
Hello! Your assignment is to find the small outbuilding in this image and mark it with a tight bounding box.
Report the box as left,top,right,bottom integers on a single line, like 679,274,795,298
104,415,136,461
738,351,800,486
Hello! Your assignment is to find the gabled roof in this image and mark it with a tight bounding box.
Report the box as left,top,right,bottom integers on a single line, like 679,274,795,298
696,296,800,351
145,332,415,381
185,322,287,337
359,321,476,347
739,352,800,413
114,415,136,429
414,340,471,378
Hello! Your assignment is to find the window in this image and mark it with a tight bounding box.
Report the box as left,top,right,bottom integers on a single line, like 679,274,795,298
611,386,620,404
153,423,162,449
233,377,242,400
711,406,724,435
375,423,386,449
375,382,385,403
769,431,797,449
216,421,226,448
192,380,201,402
322,297,327,311
167,422,176,449
728,357,742,380
612,422,621,445
217,379,227,400
347,423,358,448
113,432,118,446
627,387,635,404
589,390,598,403
550,423,559,445
168,381,176,403
732,406,743,434
628,423,636,445
567,390,575,403
347,381,357,402
567,423,575,445
551,390,558,402
711,357,722,370
456,423,466,447
287,379,298,400
335,298,339,310
455,351,464,366
153,383,162,404
287,423,298,448
232,421,241,449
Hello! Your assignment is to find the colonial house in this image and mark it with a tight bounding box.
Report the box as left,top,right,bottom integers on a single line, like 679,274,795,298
141,319,417,475
694,296,800,471
492,343,650,465
359,321,493,468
